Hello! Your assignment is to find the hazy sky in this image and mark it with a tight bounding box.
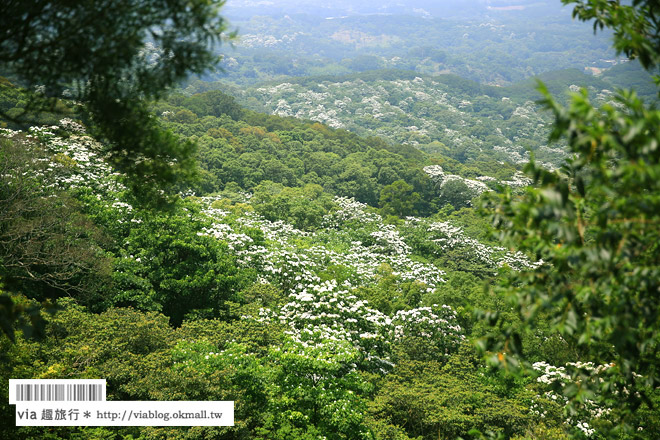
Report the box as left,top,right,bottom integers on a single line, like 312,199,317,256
223,0,568,19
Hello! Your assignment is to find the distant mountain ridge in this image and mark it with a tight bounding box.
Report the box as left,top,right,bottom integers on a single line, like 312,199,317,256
211,8,617,87
224,0,562,19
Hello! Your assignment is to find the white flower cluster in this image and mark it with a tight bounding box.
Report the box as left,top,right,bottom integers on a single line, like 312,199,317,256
340,242,445,290
237,211,311,241
276,279,393,372
0,127,22,138
238,32,304,48
476,175,497,182
532,361,616,438
112,201,133,212
243,75,566,166
392,305,465,359
254,82,295,98
2,126,123,196
323,197,381,226
500,171,532,188
197,196,446,294
511,101,538,119
422,165,490,196
533,361,570,384
576,421,596,437
369,225,411,255
235,235,445,294
59,118,86,134
493,144,529,164
257,248,321,292
28,125,58,137
198,223,254,251
420,219,542,271
530,400,548,418
272,279,463,373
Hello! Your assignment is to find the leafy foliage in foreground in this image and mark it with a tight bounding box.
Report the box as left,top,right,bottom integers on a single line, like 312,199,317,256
485,85,660,437
482,1,660,436
0,0,232,204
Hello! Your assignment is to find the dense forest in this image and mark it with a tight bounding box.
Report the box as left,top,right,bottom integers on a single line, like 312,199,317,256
1,1,659,439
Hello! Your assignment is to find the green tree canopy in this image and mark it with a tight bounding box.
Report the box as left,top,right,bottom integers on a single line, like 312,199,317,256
0,0,233,203
379,180,420,218
438,179,472,210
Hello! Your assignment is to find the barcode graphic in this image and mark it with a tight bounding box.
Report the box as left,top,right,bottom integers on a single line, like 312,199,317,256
10,380,106,403
66,384,103,401
14,384,103,401
15,384,65,401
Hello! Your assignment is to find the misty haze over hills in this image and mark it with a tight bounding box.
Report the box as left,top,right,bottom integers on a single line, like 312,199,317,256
224,0,569,19
208,0,627,87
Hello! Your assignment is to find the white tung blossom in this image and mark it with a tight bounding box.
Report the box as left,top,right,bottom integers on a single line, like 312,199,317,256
423,165,490,196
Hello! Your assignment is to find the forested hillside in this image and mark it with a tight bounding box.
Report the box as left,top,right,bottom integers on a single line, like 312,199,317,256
1,117,619,439
212,68,651,169
2,1,659,439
